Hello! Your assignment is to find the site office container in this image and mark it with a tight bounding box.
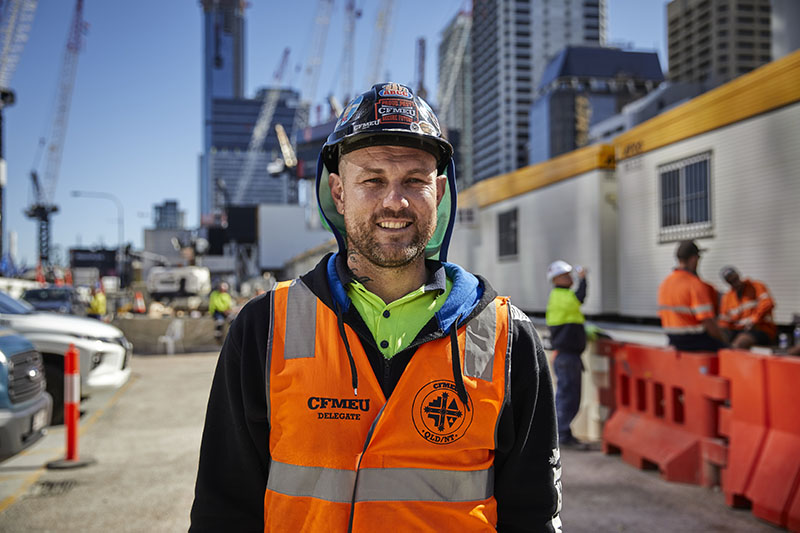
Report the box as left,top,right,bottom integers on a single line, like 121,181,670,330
449,143,618,316
614,50,800,323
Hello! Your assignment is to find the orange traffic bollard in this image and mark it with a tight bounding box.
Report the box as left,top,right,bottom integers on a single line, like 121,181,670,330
47,344,95,470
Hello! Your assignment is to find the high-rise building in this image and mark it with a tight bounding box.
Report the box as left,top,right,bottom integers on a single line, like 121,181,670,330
200,0,245,152
771,0,800,61
438,11,473,186
154,200,185,230
529,46,663,165
198,2,302,225
667,0,772,85
202,88,302,221
471,0,607,183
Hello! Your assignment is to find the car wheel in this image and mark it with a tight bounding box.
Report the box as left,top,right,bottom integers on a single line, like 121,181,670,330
44,361,65,425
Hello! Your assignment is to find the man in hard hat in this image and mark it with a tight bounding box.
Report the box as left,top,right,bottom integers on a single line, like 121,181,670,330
191,83,561,532
718,266,776,349
87,285,106,320
208,281,232,342
545,260,590,450
658,240,728,351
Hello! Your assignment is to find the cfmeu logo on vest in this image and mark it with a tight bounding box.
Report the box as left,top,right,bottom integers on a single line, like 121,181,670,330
413,380,474,445
307,397,371,421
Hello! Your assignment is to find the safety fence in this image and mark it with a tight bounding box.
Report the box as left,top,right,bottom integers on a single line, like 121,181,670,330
594,339,800,531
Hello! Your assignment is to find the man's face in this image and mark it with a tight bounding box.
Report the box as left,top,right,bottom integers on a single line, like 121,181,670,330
553,272,573,288
725,273,742,291
329,145,446,269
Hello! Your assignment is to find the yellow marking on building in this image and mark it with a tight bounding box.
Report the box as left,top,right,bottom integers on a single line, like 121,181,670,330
459,143,615,209
615,49,800,161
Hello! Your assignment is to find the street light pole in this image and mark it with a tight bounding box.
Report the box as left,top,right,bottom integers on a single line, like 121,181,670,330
71,190,124,287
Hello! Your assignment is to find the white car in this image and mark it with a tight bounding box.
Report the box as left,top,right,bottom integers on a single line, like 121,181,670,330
0,291,132,424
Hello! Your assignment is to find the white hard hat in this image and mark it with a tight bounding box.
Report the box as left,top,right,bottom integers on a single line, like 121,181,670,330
547,260,573,282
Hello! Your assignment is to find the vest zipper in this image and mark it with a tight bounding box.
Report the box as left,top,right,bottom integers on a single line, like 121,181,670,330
382,357,392,390
348,403,387,533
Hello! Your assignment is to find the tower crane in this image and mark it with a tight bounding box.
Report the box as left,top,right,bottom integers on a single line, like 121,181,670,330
436,11,471,133
26,0,85,265
290,0,334,138
340,0,361,104
415,37,427,100
0,0,38,258
364,0,394,87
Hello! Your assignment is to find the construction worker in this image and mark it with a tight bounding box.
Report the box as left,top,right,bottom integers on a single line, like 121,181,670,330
87,285,106,320
208,281,232,341
718,266,777,349
545,260,590,450
657,240,728,351
191,83,561,532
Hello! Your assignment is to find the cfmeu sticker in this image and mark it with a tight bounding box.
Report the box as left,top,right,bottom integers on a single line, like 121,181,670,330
412,380,473,445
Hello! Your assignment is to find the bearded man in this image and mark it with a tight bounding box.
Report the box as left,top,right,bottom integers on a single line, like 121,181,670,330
191,83,562,533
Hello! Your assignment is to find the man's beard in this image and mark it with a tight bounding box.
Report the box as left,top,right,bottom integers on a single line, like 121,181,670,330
345,209,435,268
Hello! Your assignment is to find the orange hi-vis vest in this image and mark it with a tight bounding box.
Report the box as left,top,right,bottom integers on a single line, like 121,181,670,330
657,269,717,335
719,279,777,339
265,279,510,532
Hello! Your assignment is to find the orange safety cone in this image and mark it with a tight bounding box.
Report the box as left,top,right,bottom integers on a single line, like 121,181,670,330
47,344,96,470
65,268,73,286
35,262,45,284
133,291,146,314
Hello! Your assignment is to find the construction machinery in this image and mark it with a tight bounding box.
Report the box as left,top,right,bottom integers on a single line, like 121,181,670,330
26,0,85,266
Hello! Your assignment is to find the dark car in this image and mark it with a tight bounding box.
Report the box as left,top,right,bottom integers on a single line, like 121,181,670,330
21,287,85,316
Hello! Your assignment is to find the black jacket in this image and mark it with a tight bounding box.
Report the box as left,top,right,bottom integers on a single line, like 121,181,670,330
190,255,562,532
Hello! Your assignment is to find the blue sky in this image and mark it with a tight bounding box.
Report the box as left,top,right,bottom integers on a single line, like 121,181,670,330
4,0,667,267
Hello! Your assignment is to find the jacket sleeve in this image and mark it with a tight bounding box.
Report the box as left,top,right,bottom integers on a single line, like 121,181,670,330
190,295,271,532
751,282,775,326
494,306,562,533
574,278,587,304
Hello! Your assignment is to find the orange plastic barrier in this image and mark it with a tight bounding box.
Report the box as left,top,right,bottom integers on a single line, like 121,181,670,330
602,344,728,486
746,356,800,529
717,349,770,508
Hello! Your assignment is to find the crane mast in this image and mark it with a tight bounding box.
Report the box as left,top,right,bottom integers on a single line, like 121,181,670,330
25,0,85,265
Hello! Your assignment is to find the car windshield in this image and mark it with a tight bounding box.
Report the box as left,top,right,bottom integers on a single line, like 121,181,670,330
22,289,72,302
0,291,35,315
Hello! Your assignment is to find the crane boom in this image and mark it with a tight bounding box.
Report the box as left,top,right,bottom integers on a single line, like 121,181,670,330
41,0,85,204
364,0,394,87
340,0,360,103
232,47,290,205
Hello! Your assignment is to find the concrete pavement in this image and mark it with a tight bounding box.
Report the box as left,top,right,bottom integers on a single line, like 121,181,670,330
0,352,218,532
0,351,786,532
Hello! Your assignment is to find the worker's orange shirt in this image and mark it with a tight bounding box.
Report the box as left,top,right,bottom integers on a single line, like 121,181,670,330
658,269,716,335
719,279,776,339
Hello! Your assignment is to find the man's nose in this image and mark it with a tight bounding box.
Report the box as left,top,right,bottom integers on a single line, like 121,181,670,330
382,186,409,209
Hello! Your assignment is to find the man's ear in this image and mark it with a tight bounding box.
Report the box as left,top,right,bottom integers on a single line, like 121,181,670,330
329,172,345,215
435,174,447,206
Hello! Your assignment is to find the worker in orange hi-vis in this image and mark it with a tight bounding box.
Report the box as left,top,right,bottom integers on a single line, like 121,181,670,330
718,266,777,349
657,240,729,352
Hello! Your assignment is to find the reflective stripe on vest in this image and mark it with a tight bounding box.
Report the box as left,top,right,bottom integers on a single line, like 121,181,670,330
264,279,509,531
268,459,494,503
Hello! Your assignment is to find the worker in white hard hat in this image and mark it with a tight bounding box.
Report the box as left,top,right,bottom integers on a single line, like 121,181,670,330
545,260,589,450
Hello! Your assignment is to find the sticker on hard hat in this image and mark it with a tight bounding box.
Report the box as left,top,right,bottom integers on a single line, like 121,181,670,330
336,95,363,128
378,82,413,99
375,98,417,123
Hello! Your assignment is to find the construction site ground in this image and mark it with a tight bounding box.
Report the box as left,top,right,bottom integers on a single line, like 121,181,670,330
0,352,783,532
